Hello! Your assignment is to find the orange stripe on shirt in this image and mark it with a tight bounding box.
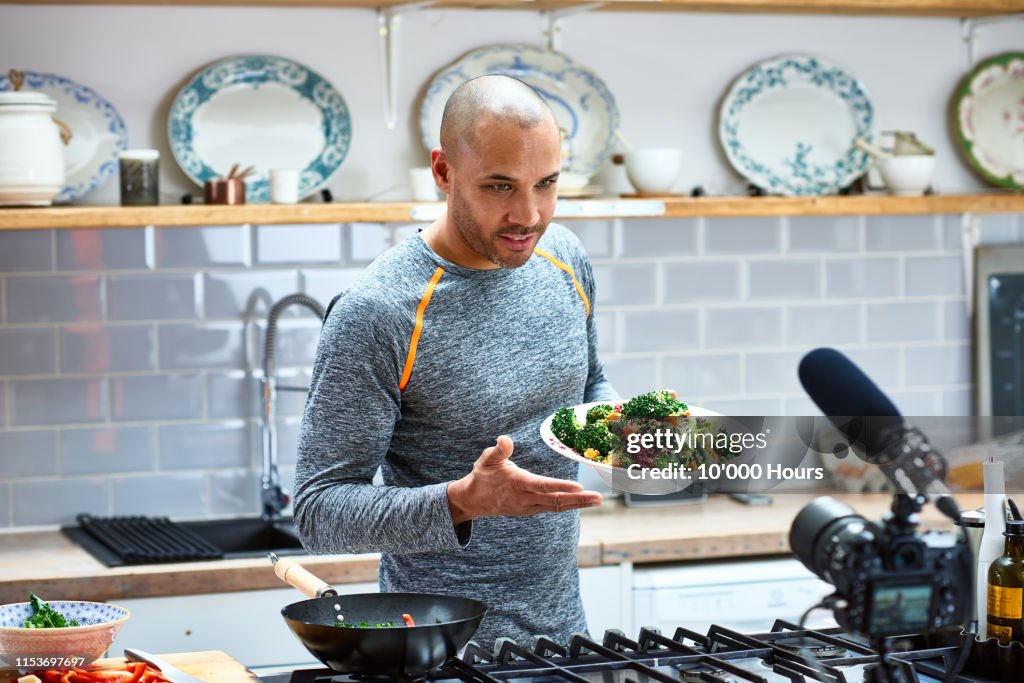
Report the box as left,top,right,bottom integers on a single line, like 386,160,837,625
534,248,591,317
399,266,445,392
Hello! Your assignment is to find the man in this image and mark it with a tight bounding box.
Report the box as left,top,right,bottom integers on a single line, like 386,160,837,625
294,74,617,646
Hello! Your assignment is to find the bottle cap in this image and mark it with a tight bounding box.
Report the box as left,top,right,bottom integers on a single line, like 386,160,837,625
1004,519,1024,536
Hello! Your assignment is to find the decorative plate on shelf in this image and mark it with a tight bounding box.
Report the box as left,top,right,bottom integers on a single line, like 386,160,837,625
0,71,128,203
420,44,619,179
953,52,1024,190
718,54,875,196
168,54,351,202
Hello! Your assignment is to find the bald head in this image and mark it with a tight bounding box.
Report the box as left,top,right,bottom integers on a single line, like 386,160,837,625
439,75,558,162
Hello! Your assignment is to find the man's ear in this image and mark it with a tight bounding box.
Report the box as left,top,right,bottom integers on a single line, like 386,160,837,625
431,148,452,196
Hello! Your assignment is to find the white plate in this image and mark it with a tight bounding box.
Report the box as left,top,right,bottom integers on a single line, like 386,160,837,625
0,71,127,203
168,55,352,202
718,54,874,196
420,44,619,179
539,401,722,495
954,52,1024,189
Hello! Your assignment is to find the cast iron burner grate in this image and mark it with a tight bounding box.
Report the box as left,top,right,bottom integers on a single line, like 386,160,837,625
63,514,223,565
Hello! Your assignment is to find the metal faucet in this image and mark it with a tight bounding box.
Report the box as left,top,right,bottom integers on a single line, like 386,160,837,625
262,293,326,521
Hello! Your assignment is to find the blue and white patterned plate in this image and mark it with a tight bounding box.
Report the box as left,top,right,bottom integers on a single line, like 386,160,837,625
718,54,875,196
0,601,129,629
0,72,127,203
420,44,619,179
169,55,352,202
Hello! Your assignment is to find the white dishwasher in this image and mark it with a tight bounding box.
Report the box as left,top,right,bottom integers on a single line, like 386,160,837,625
631,557,837,635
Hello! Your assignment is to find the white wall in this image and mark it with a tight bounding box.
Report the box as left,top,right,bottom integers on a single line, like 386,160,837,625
1,4,1022,204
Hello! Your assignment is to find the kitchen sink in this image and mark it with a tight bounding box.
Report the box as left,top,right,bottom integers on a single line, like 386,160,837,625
63,515,308,566
175,517,306,558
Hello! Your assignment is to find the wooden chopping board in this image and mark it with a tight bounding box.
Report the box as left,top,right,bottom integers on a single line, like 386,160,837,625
1,651,257,683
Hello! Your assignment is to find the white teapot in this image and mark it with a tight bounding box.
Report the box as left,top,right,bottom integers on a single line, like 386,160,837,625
0,70,70,206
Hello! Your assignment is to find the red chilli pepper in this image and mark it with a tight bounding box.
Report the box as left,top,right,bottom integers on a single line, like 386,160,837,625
402,613,415,627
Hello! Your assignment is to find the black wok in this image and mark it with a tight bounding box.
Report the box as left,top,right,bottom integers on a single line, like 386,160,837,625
270,554,487,677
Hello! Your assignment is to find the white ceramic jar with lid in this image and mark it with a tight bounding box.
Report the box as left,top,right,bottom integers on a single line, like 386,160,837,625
0,90,67,206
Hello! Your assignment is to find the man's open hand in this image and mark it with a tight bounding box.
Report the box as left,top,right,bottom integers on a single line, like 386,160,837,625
447,435,603,524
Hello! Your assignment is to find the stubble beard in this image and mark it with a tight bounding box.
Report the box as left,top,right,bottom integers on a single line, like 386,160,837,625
450,188,545,269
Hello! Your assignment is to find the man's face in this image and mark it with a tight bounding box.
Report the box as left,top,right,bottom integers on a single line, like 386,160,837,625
437,116,561,269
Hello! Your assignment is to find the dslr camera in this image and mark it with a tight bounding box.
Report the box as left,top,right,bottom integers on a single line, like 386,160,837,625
789,494,972,638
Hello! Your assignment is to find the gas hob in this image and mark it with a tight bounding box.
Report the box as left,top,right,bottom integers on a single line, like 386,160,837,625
259,621,992,683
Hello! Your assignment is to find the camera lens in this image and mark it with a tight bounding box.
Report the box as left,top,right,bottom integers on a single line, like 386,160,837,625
790,496,870,586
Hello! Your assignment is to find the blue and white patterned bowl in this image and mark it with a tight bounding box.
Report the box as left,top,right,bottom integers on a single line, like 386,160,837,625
0,601,130,666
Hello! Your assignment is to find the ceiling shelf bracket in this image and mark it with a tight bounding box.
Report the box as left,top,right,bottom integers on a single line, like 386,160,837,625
540,3,604,52
960,13,1024,69
377,1,435,130
961,211,981,317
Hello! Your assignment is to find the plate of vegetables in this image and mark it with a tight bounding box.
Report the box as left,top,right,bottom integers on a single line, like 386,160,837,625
540,390,729,495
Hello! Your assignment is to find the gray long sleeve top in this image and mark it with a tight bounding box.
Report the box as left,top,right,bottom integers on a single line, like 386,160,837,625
293,223,616,646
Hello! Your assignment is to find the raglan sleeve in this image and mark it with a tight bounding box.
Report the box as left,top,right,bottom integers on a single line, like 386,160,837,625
292,290,470,554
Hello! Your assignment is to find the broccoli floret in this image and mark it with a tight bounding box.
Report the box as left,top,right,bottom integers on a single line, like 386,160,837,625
573,421,619,456
620,390,688,419
551,407,582,445
586,404,614,424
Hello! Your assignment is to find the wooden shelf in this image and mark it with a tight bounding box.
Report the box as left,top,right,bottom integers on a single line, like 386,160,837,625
1,193,1022,229
3,0,1022,15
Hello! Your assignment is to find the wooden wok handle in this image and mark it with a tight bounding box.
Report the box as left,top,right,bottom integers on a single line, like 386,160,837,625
271,555,339,598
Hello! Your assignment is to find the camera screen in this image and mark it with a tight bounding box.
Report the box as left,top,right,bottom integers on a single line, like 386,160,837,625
868,584,934,634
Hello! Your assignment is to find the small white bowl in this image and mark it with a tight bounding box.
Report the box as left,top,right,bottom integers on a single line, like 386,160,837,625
624,148,684,195
558,172,590,192
0,601,131,666
876,155,936,196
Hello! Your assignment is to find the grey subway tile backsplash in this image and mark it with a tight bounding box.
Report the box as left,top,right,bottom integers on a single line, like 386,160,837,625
0,211,1005,528
110,374,203,421
0,231,52,272
256,224,343,265
865,215,941,252
210,470,260,516
904,344,971,386
11,378,106,426
592,264,656,306
704,307,782,348
661,354,742,397
207,371,258,419
60,325,156,373
567,221,614,258
787,216,860,253
866,302,940,343
620,219,697,257
7,275,103,323
786,303,862,346
0,328,56,376
0,484,8,526
744,350,806,395
748,260,821,300
158,323,245,370
158,422,252,470
112,473,208,517
663,262,740,304
60,426,157,475
347,223,391,264
155,226,249,268
12,478,109,526
302,269,362,311
705,217,780,254
57,229,148,271
826,258,900,298
0,430,57,476
107,274,199,320
601,356,658,399
905,256,965,297
943,301,970,340
203,271,301,319
621,310,700,352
